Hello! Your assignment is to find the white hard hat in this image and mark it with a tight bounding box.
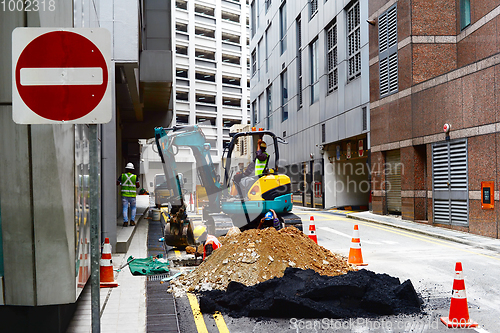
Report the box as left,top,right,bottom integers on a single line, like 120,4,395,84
125,162,134,170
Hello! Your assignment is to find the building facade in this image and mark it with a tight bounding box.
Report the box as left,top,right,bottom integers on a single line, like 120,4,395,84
0,0,172,329
157,0,250,197
369,0,500,238
250,0,371,209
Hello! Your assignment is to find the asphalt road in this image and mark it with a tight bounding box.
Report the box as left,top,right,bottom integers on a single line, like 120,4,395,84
175,210,499,332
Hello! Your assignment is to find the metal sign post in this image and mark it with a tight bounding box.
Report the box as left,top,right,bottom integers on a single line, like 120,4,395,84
12,28,112,332
89,124,100,333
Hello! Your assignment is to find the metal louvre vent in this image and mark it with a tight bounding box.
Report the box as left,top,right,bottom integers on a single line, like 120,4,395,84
327,23,338,92
310,0,318,17
379,4,398,97
432,139,468,226
347,1,361,80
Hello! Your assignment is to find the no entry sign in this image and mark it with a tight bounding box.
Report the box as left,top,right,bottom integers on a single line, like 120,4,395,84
12,28,112,124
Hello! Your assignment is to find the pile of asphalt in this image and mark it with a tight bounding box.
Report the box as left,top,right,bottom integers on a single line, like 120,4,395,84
199,267,422,319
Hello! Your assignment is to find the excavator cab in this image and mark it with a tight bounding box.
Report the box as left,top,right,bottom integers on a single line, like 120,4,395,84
222,128,302,230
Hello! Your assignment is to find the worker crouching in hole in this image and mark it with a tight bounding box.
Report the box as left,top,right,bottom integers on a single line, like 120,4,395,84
203,235,221,260
258,209,282,230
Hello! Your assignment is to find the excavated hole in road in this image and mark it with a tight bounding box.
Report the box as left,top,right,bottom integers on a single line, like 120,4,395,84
169,226,423,319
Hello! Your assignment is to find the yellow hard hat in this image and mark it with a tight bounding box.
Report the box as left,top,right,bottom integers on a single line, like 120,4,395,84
193,225,207,240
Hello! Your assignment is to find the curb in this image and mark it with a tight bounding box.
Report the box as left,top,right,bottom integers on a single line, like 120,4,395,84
345,213,500,255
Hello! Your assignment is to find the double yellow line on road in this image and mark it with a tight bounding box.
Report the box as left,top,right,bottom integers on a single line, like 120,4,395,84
187,293,230,333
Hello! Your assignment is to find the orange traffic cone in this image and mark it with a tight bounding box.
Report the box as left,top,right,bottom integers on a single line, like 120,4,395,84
308,216,318,244
348,225,367,266
440,262,478,328
100,238,119,288
77,239,85,288
84,238,89,283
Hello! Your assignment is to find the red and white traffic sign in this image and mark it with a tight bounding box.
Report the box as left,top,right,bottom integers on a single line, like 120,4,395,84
12,28,112,124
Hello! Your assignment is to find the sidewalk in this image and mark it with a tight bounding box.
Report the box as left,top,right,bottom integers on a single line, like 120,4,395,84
66,195,150,333
344,211,500,254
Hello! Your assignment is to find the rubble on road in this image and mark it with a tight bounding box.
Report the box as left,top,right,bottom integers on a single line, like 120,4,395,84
168,227,355,296
199,267,422,318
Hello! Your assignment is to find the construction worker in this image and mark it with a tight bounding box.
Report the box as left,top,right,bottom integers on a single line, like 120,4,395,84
254,139,269,175
234,139,269,184
258,209,282,230
117,162,140,227
203,234,221,260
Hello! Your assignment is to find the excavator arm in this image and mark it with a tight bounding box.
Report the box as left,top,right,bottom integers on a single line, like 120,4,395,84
154,125,225,214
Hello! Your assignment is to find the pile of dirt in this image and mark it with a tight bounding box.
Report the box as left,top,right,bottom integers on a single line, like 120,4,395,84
199,267,422,318
168,227,355,295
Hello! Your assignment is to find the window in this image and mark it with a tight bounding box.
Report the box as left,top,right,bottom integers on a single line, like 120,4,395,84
196,94,216,104
310,38,319,104
176,91,188,101
222,76,241,86
223,118,240,128
310,0,318,19
222,11,240,23
321,124,325,142
327,22,338,93
251,49,257,76
252,100,258,124
251,0,256,37
176,68,188,78
258,38,263,81
379,4,398,97
176,45,188,55
176,114,189,124
222,32,240,44
296,17,303,108
222,54,240,65
195,71,215,82
281,70,288,121
266,85,272,130
280,2,287,54
347,1,361,81
195,27,215,38
265,27,270,72
265,0,271,12
176,22,188,33
196,116,216,126
223,97,241,107
195,49,215,60
460,0,471,30
175,0,187,10
195,4,214,17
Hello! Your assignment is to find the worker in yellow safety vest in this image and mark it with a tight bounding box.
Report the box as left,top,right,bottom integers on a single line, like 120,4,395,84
234,139,269,185
117,162,140,227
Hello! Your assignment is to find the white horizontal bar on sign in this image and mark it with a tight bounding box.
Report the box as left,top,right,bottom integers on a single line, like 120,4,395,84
20,67,103,86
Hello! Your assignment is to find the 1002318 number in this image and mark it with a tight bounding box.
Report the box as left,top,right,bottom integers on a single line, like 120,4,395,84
1,0,55,11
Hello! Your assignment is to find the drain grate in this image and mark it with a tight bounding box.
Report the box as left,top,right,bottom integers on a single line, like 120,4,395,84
147,274,170,282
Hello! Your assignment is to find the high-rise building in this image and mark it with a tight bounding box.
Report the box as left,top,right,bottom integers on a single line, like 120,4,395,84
250,0,371,209
167,0,251,195
369,1,500,239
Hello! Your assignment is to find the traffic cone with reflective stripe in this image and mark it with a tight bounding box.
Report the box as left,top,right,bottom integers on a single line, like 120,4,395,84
100,238,119,288
77,239,85,288
440,262,478,328
308,216,318,244
348,225,367,266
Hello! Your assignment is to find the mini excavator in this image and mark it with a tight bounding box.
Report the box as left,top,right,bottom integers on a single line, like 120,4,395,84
154,125,302,247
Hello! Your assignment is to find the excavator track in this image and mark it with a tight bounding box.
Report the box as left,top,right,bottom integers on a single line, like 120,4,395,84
205,213,234,237
279,212,303,231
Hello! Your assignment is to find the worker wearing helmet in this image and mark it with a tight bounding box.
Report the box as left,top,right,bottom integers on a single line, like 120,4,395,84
234,139,269,184
258,209,281,230
203,234,222,260
117,162,140,227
